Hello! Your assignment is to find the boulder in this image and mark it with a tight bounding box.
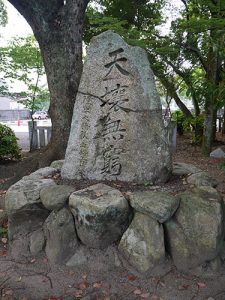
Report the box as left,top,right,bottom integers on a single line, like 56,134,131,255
50,160,65,171
5,178,56,215
30,229,45,256
164,186,225,271
187,172,218,187
129,191,180,223
44,207,78,264
40,185,75,210
69,183,131,249
8,205,49,261
172,162,202,176
210,147,225,159
61,30,171,183
22,167,57,180
118,212,165,274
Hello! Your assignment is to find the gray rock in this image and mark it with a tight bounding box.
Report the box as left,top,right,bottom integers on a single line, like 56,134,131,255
44,207,78,264
187,172,218,187
129,191,180,223
5,178,56,215
69,183,131,249
30,229,45,256
8,205,49,261
172,162,202,176
210,147,225,159
22,167,57,180
0,209,7,225
118,212,165,274
66,248,88,267
164,186,225,271
40,185,75,210
50,160,65,171
61,30,172,183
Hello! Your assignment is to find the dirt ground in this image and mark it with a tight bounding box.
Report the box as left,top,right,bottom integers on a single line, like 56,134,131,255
0,133,225,300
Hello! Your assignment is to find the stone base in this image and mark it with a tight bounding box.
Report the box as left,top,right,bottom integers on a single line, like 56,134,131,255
4,163,225,277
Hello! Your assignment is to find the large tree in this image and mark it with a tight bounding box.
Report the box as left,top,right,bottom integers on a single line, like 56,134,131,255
7,0,90,161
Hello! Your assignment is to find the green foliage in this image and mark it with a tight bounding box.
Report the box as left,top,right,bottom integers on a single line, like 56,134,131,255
0,123,22,160
0,226,7,238
172,110,204,144
171,110,186,135
1,35,49,113
0,0,8,27
219,160,225,173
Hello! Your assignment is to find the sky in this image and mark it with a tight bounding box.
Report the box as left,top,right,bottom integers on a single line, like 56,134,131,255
0,0,32,47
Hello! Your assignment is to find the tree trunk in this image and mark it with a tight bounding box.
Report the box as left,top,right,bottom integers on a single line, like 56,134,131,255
202,104,217,155
7,0,89,162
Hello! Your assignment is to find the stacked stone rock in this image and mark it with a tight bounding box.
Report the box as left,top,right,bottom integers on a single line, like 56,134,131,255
5,161,225,276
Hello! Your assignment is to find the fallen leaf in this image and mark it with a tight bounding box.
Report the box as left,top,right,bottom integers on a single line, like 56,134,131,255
78,281,89,290
197,282,206,289
133,289,142,295
151,295,159,300
69,270,75,276
16,276,22,282
128,274,136,281
74,290,83,298
5,289,13,296
140,292,150,298
30,258,36,263
95,192,103,197
178,284,189,290
159,281,166,287
82,274,87,280
1,238,7,244
93,282,102,288
0,250,7,256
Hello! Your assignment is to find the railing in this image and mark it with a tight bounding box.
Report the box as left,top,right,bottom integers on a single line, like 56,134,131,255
28,121,52,150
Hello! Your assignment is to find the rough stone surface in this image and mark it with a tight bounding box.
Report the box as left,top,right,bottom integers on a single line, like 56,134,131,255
30,229,45,256
187,172,218,187
61,30,171,183
5,178,56,215
40,185,75,210
50,160,65,171
22,167,57,180
44,207,78,264
172,162,202,176
0,210,7,225
69,183,131,249
129,191,180,223
164,186,225,271
118,212,165,274
210,147,225,159
8,205,49,261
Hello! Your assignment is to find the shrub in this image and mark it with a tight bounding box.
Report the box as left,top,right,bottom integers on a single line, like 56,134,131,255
0,123,22,160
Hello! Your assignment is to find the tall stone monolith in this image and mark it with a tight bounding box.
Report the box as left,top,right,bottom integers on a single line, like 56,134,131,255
61,30,171,183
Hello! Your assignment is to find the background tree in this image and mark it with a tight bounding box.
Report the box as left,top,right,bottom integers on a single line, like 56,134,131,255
2,35,49,113
7,0,90,162
0,0,8,93
86,0,225,154
0,0,7,26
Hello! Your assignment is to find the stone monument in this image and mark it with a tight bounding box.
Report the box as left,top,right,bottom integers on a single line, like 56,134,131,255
61,30,171,182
